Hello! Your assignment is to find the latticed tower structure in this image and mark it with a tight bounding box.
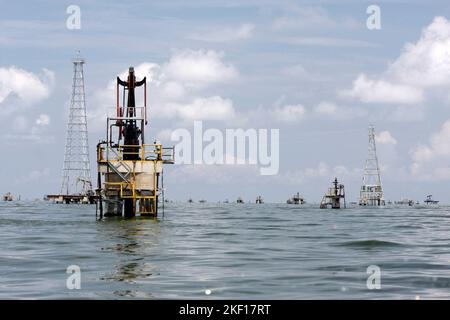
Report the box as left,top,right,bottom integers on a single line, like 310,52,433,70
60,54,92,195
359,125,385,206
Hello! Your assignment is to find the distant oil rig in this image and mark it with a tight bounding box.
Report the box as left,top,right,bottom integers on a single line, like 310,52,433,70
95,67,174,218
320,178,346,209
46,54,96,204
359,125,385,206
424,195,439,205
3,192,14,201
39,63,433,212
287,192,305,204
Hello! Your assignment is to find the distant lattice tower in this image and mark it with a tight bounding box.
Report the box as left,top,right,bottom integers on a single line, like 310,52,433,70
60,53,92,195
359,125,385,206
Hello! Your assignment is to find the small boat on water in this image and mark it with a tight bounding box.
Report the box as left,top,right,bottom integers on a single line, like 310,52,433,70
424,195,439,205
237,197,244,204
199,199,207,203
256,196,264,204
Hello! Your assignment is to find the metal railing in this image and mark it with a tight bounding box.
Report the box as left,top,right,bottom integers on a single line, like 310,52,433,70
98,144,175,163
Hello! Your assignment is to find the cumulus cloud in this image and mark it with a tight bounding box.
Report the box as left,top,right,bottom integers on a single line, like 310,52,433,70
315,101,338,115
245,100,366,125
375,131,397,145
281,162,360,184
163,49,237,87
341,16,450,105
189,24,255,42
0,66,54,111
411,120,450,163
314,101,367,120
90,49,239,129
340,74,423,104
281,64,308,77
388,16,450,87
303,162,329,178
271,104,306,122
0,67,53,143
4,120,54,144
410,119,450,179
36,114,50,126
170,163,260,185
165,96,235,121
272,5,358,30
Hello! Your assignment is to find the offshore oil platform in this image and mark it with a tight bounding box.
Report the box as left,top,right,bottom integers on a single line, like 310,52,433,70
424,195,439,205
320,178,346,209
359,125,385,206
47,54,96,204
256,196,264,204
287,192,305,204
3,192,14,201
96,67,174,218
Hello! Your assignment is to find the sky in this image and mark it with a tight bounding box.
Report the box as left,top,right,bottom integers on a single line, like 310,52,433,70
2,0,450,203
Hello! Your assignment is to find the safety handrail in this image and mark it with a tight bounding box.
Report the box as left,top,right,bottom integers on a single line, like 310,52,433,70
100,144,174,163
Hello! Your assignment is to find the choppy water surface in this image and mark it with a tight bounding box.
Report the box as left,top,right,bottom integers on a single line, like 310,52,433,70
1,201,450,299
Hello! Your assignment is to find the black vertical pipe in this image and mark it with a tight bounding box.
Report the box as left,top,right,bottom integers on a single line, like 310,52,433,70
97,171,103,219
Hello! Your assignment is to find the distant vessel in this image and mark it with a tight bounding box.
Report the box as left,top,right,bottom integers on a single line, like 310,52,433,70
256,196,264,204
188,198,194,203
424,195,439,205
237,197,244,204
223,199,229,204
359,125,385,206
3,192,13,201
199,199,207,203
320,178,346,209
394,198,415,206
287,192,305,204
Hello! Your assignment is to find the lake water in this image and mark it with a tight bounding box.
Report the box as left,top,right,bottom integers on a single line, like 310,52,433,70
1,201,450,299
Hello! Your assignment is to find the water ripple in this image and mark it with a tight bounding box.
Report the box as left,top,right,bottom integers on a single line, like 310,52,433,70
2,202,450,299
